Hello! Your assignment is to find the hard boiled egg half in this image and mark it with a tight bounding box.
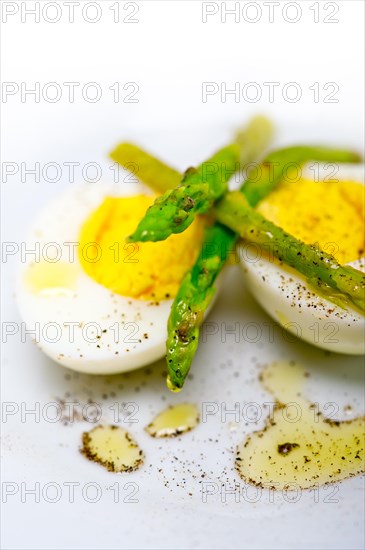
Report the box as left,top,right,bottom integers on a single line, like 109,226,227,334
17,182,205,374
239,163,365,354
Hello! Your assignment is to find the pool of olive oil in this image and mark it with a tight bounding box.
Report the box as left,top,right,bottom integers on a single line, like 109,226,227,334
25,261,79,296
236,361,364,489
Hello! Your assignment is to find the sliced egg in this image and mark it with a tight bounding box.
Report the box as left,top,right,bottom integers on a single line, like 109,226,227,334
17,181,207,374
239,164,365,354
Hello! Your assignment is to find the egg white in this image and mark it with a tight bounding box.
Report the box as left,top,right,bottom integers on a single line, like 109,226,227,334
238,164,365,355
17,181,207,374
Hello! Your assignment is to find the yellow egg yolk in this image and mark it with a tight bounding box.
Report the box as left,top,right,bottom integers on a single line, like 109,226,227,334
257,179,365,264
78,195,204,301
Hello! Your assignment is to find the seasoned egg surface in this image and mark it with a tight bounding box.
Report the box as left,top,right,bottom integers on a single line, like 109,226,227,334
239,165,365,354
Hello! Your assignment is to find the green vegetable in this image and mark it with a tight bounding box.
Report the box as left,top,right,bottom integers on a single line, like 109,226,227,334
214,191,365,314
128,144,239,242
110,143,182,194
166,223,236,391
128,116,274,242
243,145,362,206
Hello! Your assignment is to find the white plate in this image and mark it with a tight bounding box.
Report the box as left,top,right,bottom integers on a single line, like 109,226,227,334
2,2,364,545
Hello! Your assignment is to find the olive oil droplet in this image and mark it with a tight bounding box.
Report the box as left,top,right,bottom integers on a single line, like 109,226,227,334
25,261,78,296
146,403,199,437
81,425,144,473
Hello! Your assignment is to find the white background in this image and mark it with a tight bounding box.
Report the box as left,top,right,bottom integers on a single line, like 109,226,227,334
1,1,364,549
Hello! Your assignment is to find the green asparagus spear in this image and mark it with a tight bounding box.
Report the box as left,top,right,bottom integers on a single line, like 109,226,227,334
243,145,362,207
166,223,236,391
214,191,365,313
128,117,273,242
129,144,239,241
110,143,182,194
